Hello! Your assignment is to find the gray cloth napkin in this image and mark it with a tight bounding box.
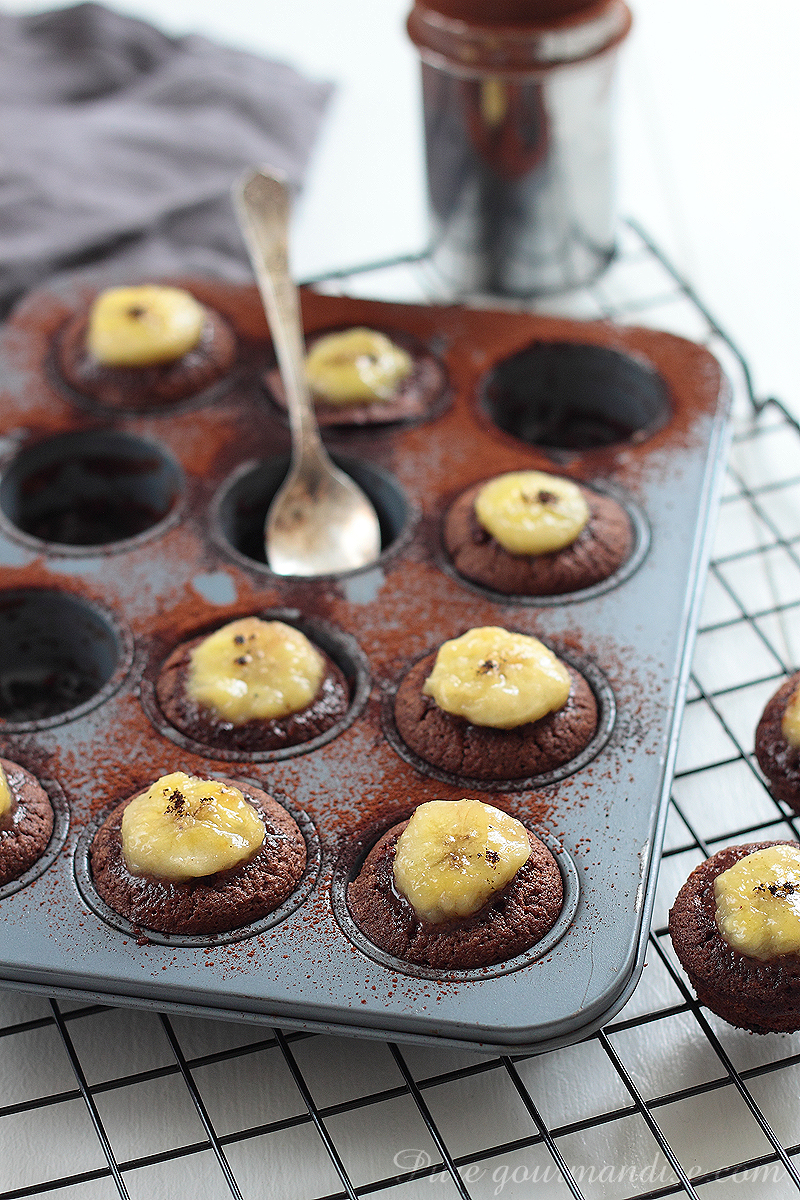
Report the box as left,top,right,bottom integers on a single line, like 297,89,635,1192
0,3,334,315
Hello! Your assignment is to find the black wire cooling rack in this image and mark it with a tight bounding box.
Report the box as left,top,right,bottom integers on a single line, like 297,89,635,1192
3,223,800,1200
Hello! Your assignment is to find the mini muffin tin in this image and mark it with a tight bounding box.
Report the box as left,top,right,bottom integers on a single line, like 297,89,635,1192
0,278,729,1054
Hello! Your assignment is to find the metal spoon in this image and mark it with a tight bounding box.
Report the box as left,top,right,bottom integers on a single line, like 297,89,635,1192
233,168,382,576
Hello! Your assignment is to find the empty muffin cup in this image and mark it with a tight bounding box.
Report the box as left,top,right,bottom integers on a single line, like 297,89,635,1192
0,430,183,550
481,342,671,453
0,588,131,726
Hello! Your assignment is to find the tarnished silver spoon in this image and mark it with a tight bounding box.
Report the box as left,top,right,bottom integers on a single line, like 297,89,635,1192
233,168,382,576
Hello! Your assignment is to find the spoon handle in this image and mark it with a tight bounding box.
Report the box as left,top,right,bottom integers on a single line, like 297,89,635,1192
233,169,322,457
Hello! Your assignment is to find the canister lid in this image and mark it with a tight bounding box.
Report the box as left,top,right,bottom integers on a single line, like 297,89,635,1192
407,0,632,72
412,0,607,24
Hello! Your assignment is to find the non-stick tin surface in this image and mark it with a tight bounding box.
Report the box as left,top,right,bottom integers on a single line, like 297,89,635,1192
0,279,729,1054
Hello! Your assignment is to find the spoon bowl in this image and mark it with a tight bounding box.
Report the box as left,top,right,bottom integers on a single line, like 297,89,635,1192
232,169,383,576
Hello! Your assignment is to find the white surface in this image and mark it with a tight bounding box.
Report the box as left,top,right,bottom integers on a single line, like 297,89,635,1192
2,3,800,1198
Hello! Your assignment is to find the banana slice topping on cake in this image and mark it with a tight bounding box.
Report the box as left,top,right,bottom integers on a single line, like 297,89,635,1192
304,327,413,404
782,682,800,748
187,617,325,724
0,765,11,821
422,626,571,729
393,798,531,923
87,285,207,368
714,844,800,959
474,470,590,556
121,771,266,882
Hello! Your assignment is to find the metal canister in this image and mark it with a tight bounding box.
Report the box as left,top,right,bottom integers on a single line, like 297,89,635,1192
407,0,632,297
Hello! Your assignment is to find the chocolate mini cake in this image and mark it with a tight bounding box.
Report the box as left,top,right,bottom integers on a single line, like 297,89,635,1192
669,841,800,1033
0,758,55,887
90,772,306,936
348,798,563,969
56,284,237,411
393,627,598,781
444,471,634,596
264,325,447,426
156,616,350,753
755,671,800,811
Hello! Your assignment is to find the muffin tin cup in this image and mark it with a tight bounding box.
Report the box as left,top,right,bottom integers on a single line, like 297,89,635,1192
0,281,731,1054
331,819,580,982
381,645,616,792
211,454,417,575
0,430,184,555
73,787,321,948
480,340,673,455
138,609,373,762
0,588,134,729
435,480,651,607
47,326,242,419
262,323,452,429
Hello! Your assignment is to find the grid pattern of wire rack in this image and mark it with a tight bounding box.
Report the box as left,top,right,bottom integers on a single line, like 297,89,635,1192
2,221,800,1200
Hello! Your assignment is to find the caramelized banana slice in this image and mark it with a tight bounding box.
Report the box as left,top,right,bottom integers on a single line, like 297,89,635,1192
0,765,11,820
714,844,800,959
782,682,800,748
422,626,571,729
87,285,206,367
121,772,265,882
393,798,530,923
187,617,325,724
474,470,590,555
304,328,412,404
